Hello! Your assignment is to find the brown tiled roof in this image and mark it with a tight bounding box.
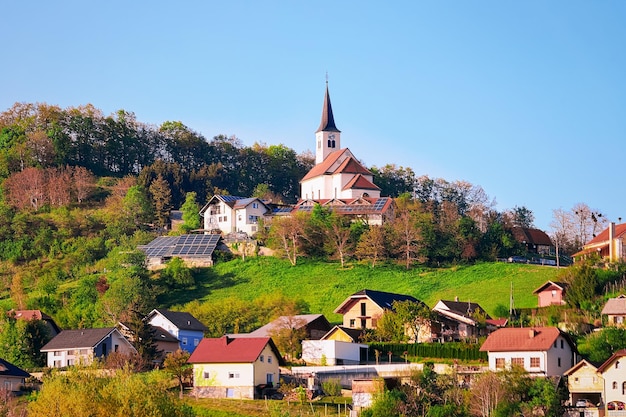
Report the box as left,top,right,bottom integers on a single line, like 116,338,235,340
511,227,553,246
479,327,564,352
187,336,285,365
342,174,380,191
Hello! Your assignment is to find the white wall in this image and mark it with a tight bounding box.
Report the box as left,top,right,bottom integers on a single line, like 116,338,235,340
302,340,367,365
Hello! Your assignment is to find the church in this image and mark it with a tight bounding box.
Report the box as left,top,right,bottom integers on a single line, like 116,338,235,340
292,83,394,225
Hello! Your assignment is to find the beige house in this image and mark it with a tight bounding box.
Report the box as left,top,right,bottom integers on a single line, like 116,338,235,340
597,349,626,414
0,358,30,393
564,359,604,417
602,295,626,326
334,289,432,342
188,336,285,399
574,222,626,263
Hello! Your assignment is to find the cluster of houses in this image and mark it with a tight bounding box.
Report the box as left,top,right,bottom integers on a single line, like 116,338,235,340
4,285,626,415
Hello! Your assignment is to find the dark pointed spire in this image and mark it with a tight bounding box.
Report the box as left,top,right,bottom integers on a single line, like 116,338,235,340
316,81,341,133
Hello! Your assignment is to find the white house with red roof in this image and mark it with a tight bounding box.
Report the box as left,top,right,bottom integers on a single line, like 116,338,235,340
188,336,285,399
479,326,576,377
574,222,626,263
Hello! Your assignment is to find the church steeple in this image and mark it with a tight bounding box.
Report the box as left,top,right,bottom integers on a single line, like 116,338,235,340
315,81,341,164
316,82,341,133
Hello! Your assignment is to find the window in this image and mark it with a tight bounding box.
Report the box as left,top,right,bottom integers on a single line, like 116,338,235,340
194,338,199,346
114,344,119,352
622,382,626,395
560,340,564,349
530,357,540,368
182,337,188,346
553,340,557,348
218,216,222,222
224,216,227,222
260,355,264,362
67,359,74,366
238,215,242,221
495,358,505,369
614,381,618,390
349,319,355,328
203,371,210,379
253,203,258,209
551,290,557,297
574,377,579,384
228,372,240,379
617,361,621,369
360,303,366,316
511,357,524,367
268,356,272,364
558,357,561,367
267,373,274,384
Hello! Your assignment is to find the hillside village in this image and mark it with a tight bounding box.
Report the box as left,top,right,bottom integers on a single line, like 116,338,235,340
0,85,625,416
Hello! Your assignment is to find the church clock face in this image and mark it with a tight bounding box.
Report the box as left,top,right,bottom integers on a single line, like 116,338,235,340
328,133,335,140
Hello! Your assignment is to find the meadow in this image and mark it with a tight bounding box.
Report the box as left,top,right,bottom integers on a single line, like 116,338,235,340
161,257,561,322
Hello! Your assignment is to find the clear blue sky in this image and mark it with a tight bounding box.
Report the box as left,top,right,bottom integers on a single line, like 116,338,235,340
2,1,625,231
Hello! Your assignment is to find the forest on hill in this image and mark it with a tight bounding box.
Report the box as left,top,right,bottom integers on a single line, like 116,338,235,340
0,102,622,373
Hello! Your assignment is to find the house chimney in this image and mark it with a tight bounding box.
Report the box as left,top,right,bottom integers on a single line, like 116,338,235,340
610,222,616,261
529,329,536,338
454,296,459,302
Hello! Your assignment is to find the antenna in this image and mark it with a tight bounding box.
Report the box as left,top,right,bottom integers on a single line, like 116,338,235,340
509,281,516,319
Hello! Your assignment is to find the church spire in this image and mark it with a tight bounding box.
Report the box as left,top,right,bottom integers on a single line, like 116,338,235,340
316,81,341,133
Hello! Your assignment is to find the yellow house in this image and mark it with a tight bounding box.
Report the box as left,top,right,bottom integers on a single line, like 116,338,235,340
188,336,285,399
564,359,604,416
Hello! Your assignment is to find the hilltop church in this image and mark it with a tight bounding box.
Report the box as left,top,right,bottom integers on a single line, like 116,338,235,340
292,83,394,225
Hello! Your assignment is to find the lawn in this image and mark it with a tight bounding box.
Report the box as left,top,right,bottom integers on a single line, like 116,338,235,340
160,257,561,322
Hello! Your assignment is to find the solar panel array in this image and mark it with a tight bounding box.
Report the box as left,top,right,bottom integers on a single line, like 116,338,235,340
219,195,245,203
139,234,221,259
294,197,390,215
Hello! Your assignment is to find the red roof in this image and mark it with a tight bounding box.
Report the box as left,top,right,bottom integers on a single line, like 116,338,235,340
480,327,566,352
342,174,380,191
585,223,626,246
335,157,372,176
301,149,350,181
188,336,284,364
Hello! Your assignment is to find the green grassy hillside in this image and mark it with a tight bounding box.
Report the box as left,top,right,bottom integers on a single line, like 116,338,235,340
161,258,560,323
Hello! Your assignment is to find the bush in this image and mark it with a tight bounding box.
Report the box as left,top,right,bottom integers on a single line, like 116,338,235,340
321,378,342,397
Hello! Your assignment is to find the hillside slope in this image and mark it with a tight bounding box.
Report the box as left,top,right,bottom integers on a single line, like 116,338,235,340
162,258,560,323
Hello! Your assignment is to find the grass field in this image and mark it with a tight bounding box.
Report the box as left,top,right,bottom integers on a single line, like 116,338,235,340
161,257,561,322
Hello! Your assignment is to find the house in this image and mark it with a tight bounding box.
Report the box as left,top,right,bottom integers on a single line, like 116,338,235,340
116,322,180,364
301,339,368,366
188,336,285,399
574,222,626,263
40,327,136,368
602,295,626,326
321,325,365,343
564,359,604,416
199,195,270,236
247,314,332,340
145,309,207,353
0,358,30,393
479,326,576,377
138,234,221,269
11,309,61,337
533,281,568,308
431,299,495,341
510,226,553,255
597,349,626,413
334,289,432,342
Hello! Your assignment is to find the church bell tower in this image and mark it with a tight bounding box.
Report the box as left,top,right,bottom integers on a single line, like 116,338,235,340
315,81,341,164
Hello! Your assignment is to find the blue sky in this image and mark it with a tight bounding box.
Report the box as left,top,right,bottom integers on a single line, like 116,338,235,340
2,1,625,231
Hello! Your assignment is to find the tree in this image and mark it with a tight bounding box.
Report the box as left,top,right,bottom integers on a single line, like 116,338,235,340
391,206,424,269
469,371,507,417
355,225,388,267
392,300,433,343
161,257,194,288
268,315,307,361
325,213,353,268
121,307,160,370
122,185,153,230
269,212,307,266
149,174,173,229
562,262,599,309
163,349,192,399
179,192,200,233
